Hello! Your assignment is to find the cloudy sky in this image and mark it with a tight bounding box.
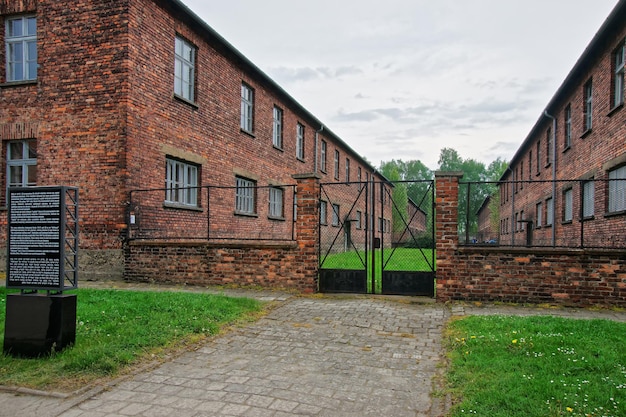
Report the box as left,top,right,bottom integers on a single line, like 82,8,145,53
184,0,619,170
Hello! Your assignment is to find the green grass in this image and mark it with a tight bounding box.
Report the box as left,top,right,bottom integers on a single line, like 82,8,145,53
445,315,626,416
321,247,435,292
0,287,262,391
320,247,435,271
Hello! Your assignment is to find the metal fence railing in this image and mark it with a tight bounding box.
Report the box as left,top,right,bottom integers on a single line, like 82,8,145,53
459,179,626,249
128,184,297,242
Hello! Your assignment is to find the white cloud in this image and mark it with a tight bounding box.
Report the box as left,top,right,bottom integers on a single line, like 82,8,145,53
184,0,619,170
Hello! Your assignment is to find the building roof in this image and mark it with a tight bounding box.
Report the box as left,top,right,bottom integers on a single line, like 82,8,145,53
502,0,626,178
164,0,382,178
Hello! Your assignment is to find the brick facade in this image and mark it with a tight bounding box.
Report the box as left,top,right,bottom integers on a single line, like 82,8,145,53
497,1,626,248
0,0,382,282
436,172,626,307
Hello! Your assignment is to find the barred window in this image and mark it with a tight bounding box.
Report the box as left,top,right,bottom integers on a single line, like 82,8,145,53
613,41,625,108
546,197,554,226
320,200,327,225
235,177,256,214
332,203,340,226
564,104,572,149
584,79,593,131
296,123,305,160
536,202,543,228
320,140,327,172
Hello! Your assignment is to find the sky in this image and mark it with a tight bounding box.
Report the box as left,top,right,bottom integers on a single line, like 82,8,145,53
183,0,620,170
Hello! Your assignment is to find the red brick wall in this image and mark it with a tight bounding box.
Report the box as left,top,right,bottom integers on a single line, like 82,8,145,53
436,172,626,307
124,174,321,291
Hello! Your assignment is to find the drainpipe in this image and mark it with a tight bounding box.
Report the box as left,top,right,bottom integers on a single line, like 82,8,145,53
314,125,324,174
544,110,557,247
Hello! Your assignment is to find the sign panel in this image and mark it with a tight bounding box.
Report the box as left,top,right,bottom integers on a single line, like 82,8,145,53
6,187,78,290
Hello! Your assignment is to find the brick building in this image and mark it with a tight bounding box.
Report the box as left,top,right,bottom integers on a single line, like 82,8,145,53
0,0,390,282
498,0,626,248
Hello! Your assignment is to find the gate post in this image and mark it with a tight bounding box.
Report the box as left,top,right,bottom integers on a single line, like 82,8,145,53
435,171,463,302
292,173,321,292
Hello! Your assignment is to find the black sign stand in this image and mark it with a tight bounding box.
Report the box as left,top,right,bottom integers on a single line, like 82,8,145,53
4,187,79,357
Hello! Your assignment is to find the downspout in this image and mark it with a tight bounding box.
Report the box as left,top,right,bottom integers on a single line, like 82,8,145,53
544,110,557,247
314,125,324,174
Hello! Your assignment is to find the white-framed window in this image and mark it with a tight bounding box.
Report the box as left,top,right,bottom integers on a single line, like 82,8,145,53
356,210,362,229
536,202,543,228
320,200,327,225
165,157,199,207
546,127,552,165
5,15,37,82
331,203,340,226
345,158,350,182
608,165,626,213
563,188,573,222
235,176,256,215
320,140,327,172
268,187,284,218
174,36,195,102
564,104,572,149
334,150,340,180
296,123,305,160
240,83,254,133
582,180,595,218
613,41,625,109
272,106,283,148
6,140,37,196
546,197,554,226
584,79,593,132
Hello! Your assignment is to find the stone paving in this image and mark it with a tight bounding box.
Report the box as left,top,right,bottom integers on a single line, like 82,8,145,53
2,284,626,417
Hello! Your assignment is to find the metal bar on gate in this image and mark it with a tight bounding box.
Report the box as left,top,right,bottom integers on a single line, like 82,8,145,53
206,186,211,240
370,177,376,294
579,180,584,249
465,182,471,245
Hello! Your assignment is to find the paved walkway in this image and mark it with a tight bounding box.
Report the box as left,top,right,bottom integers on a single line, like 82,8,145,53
2,284,626,417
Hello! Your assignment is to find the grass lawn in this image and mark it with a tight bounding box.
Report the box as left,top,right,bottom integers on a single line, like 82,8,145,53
320,247,435,292
445,315,626,416
0,287,262,392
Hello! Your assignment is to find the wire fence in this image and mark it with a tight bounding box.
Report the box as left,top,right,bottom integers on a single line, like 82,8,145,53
459,178,626,249
127,184,297,242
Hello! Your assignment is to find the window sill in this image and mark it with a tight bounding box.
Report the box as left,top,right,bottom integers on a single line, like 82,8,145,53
561,220,572,225
0,80,37,88
273,145,284,152
580,129,592,139
240,129,255,138
268,216,285,222
562,145,571,153
163,202,203,212
173,94,198,109
296,157,305,163
605,209,626,218
581,215,595,221
607,102,623,117
234,211,258,218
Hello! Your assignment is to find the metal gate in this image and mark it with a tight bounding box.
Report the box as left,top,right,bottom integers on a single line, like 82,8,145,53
318,180,435,296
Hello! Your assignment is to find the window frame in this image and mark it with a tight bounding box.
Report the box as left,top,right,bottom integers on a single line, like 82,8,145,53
564,104,572,149
546,197,554,226
240,83,255,134
334,150,340,180
5,15,37,83
320,140,327,172
296,123,305,160
174,36,196,103
272,106,283,149
6,140,37,200
583,79,593,133
320,200,327,225
536,201,543,228
355,210,362,229
612,41,625,110
608,165,626,214
582,179,595,219
235,176,256,215
331,203,340,226
268,186,284,219
165,157,199,208
345,158,350,183
563,188,573,223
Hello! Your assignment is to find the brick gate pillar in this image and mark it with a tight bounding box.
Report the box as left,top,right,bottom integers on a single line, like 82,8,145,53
292,173,321,292
434,171,463,301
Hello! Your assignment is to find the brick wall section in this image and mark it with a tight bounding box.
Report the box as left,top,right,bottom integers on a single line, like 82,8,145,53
124,174,321,291
435,173,626,307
